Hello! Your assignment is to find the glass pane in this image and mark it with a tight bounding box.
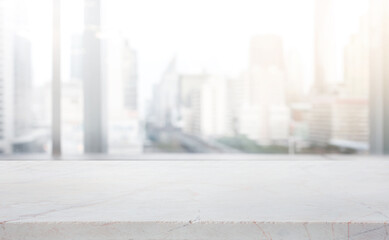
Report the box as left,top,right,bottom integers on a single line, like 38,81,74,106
61,0,84,154
62,0,376,155
0,0,52,154
140,0,370,154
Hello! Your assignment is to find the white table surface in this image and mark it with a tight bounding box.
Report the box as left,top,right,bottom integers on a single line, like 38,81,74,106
1,158,389,239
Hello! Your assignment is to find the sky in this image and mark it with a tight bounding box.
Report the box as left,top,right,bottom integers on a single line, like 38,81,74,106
11,0,369,116
102,0,368,108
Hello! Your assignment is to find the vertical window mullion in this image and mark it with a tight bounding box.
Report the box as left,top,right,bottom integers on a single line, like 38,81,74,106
52,0,61,156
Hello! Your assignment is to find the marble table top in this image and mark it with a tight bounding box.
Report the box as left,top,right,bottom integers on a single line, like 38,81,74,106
1,158,389,239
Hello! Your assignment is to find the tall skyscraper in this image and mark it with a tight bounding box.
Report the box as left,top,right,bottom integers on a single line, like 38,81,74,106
313,0,337,94
313,15,370,152
309,11,370,152
369,0,389,154
243,35,289,145
309,0,339,149
343,16,369,98
12,33,44,153
249,35,286,106
13,35,32,139
285,49,305,102
200,76,230,137
308,97,333,147
0,0,13,153
107,37,141,154
178,73,207,135
0,0,39,153
0,0,6,152
122,41,138,112
227,73,250,136
70,34,83,81
61,35,84,154
250,35,284,70
151,58,180,129
83,0,107,153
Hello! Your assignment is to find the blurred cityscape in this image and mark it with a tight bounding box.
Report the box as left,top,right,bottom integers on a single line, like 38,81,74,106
0,0,384,154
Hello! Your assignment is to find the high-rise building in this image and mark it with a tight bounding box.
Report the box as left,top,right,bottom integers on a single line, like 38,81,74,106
83,0,107,153
310,4,387,153
313,0,337,94
12,34,44,153
308,97,333,146
309,0,342,149
62,80,83,153
1,0,43,153
151,58,180,129
324,15,370,151
369,0,389,154
107,38,138,115
122,41,138,112
107,37,141,154
0,0,13,153
60,34,85,154
13,35,32,139
285,49,305,103
0,0,6,152
200,76,230,137
250,35,284,70
178,73,207,136
241,35,289,145
309,13,370,152
249,35,286,106
343,16,369,98
70,34,83,81
308,97,369,152
227,73,250,135
331,98,369,151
